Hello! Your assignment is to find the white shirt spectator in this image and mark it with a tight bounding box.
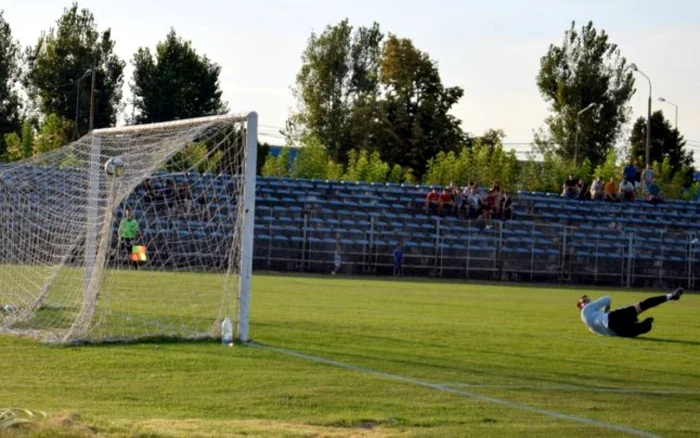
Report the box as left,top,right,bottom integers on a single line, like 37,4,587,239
620,180,635,194
467,190,482,209
590,178,604,197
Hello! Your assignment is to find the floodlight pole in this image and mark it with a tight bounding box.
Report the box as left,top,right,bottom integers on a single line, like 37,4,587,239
630,63,652,165
658,97,678,130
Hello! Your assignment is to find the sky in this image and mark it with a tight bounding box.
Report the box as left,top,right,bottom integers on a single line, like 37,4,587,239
4,0,700,156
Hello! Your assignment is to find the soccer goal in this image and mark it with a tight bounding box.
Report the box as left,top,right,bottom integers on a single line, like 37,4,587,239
0,113,258,344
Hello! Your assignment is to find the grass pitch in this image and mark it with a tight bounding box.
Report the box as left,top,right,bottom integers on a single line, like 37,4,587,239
1,274,699,437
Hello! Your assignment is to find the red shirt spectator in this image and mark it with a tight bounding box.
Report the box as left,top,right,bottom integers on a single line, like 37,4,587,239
425,189,440,214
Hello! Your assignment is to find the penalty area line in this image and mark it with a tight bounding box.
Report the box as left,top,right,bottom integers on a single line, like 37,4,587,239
250,342,661,438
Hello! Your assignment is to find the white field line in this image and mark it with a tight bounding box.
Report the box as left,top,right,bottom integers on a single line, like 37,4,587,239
250,342,661,438
442,382,700,396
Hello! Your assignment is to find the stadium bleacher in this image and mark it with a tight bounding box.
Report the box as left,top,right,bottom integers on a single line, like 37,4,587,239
1,164,699,289
134,174,700,288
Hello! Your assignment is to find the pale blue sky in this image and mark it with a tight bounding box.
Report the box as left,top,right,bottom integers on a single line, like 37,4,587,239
4,0,700,155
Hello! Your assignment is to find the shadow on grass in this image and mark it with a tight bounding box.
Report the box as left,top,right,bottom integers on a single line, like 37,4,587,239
636,337,700,347
64,334,228,348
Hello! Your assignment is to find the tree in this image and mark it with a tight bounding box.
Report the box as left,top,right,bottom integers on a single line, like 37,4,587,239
261,148,292,178
423,136,520,191
3,121,33,162
593,147,619,182
342,149,394,182
256,142,270,175
25,3,125,136
629,110,692,171
131,29,227,123
32,114,74,156
375,35,465,178
3,114,73,161
289,21,465,179
287,19,383,162
0,11,23,157
536,21,635,165
293,137,331,179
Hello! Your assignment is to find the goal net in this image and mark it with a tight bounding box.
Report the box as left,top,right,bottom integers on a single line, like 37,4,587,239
0,113,257,344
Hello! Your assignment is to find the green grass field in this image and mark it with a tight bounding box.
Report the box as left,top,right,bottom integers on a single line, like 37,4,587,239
1,274,699,437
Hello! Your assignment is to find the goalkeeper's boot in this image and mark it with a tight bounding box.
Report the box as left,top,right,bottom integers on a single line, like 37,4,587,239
670,288,684,301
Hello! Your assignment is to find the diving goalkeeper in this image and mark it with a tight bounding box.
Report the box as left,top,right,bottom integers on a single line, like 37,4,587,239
577,288,683,337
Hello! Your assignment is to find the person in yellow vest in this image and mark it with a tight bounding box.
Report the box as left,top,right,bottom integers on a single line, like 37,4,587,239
118,208,141,270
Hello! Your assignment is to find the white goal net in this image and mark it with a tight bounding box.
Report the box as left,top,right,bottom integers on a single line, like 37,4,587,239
0,113,257,344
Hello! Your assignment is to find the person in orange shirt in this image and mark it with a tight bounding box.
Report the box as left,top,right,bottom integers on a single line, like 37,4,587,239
604,177,618,202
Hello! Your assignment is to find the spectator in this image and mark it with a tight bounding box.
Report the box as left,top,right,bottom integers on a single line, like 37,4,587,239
392,243,404,276
619,178,636,201
438,188,455,215
452,184,465,217
634,161,642,189
162,180,176,211
646,178,663,205
642,163,655,192
195,191,210,220
590,176,605,200
176,181,194,215
332,244,342,275
623,160,639,188
576,179,590,200
454,186,467,217
604,177,618,202
118,208,141,270
466,184,482,219
562,175,577,198
480,189,498,229
142,178,162,203
500,192,514,221
425,188,440,214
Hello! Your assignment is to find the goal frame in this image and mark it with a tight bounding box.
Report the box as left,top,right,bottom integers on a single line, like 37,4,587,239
83,112,258,343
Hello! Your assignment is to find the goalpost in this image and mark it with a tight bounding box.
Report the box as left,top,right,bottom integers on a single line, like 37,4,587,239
0,112,257,344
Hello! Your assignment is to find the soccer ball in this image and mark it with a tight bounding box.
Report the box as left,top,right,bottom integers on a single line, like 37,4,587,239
105,156,125,177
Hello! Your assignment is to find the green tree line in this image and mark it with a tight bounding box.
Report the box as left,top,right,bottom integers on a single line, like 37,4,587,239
261,130,698,201
0,6,695,198
0,3,225,162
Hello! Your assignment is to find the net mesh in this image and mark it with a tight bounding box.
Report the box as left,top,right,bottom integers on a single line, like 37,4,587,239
0,114,256,344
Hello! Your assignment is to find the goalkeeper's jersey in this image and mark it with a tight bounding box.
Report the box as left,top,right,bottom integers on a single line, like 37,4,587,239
580,296,617,336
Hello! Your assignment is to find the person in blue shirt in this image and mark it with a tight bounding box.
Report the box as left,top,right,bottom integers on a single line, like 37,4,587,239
646,178,663,205
622,160,640,188
577,288,683,337
392,244,404,277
